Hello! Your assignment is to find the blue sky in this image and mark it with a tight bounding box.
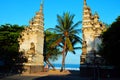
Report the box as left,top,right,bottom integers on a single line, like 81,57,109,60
0,0,120,64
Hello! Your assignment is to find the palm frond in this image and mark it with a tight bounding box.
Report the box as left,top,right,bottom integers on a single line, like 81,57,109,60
51,36,63,48
70,21,82,31
66,37,73,51
70,28,81,34
73,47,82,49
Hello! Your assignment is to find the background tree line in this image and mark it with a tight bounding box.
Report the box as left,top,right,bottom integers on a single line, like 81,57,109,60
0,24,26,73
98,16,120,69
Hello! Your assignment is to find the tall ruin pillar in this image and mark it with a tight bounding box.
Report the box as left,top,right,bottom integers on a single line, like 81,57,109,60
18,0,44,73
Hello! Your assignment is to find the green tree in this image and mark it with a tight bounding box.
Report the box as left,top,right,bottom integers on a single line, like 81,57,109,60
44,30,61,70
0,24,25,73
98,16,120,68
48,12,82,72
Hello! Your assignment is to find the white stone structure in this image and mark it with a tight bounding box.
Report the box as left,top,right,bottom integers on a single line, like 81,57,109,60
18,1,44,73
80,0,105,64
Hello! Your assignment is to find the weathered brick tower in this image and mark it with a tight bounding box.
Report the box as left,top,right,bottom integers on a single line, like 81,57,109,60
80,0,105,64
18,0,44,73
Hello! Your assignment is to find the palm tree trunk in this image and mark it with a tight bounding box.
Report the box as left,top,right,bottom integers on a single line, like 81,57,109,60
46,59,56,70
60,41,66,72
63,52,66,71
60,53,65,72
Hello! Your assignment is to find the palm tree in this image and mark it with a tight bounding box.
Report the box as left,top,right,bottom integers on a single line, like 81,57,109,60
48,12,82,72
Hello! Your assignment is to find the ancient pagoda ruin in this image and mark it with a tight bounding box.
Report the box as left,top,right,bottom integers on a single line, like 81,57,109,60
80,0,106,64
18,1,44,73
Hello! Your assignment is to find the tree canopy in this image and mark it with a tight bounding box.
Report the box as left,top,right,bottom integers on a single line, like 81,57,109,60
98,16,120,68
44,30,61,70
0,24,26,73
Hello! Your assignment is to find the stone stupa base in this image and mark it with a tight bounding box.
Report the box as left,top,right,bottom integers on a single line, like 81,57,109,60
22,63,44,74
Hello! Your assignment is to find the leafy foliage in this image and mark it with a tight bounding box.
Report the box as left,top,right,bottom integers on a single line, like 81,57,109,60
0,24,26,73
98,16,120,68
44,30,61,61
44,30,61,70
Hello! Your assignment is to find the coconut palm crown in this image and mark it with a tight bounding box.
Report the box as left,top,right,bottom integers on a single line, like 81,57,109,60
48,12,82,71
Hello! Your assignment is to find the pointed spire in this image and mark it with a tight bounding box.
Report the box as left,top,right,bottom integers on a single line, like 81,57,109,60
40,0,44,13
84,0,87,6
41,0,44,4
